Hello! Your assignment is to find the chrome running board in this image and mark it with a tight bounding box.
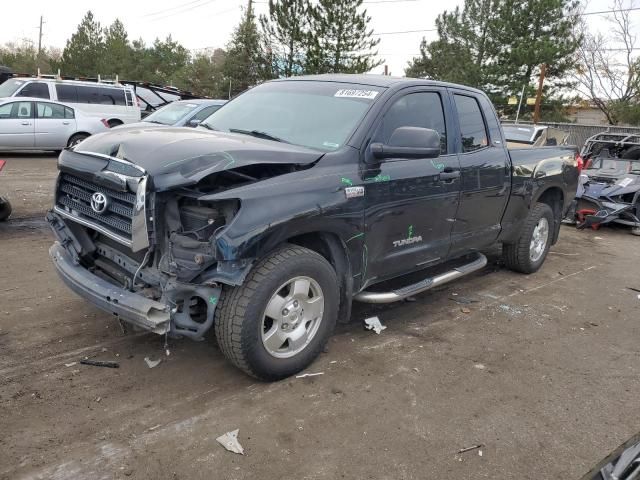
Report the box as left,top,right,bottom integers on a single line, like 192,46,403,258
354,253,487,304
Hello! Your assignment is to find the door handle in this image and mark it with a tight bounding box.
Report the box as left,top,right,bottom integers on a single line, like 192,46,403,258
439,170,460,181
21,121,31,126
62,121,70,125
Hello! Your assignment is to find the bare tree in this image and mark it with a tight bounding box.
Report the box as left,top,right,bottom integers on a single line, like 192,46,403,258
573,0,640,124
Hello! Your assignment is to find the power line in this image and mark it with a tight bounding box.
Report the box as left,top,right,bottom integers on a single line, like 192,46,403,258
373,28,436,35
581,6,640,16
141,0,208,18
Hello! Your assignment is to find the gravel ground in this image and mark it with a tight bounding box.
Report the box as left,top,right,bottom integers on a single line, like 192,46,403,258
1,154,639,480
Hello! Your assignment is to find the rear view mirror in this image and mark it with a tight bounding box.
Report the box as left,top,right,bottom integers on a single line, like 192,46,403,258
370,126,441,161
187,119,202,128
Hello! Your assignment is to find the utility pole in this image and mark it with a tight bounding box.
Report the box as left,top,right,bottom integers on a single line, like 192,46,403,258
533,63,546,124
38,15,44,55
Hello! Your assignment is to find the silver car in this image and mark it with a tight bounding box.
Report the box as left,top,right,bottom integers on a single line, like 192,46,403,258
135,99,227,128
0,97,109,151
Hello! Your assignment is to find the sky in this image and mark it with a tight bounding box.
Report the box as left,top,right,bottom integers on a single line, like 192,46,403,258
0,0,632,77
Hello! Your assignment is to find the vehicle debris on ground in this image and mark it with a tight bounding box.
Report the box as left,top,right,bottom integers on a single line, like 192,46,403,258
79,359,120,369
364,316,387,334
216,429,245,455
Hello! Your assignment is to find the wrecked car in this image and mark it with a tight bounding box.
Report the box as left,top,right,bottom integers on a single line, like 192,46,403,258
502,123,569,149
47,75,579,380
568,132,640,235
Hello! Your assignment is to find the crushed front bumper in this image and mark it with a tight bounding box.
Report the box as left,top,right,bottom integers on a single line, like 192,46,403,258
49,242,171,334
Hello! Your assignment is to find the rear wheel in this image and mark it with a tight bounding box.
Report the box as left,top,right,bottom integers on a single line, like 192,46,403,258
503,202,554,274
67,133,88,148
215,245,338,381
107,119,123,128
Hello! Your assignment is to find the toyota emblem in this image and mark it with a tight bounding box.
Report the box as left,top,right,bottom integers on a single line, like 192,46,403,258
90,192,108,214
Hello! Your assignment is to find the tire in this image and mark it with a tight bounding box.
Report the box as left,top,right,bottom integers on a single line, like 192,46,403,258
215,244,339,381
503,202,554,274
0,196,11,221
631,228,640,237
67,134,88,148
621,146,640,160
107,119,123,128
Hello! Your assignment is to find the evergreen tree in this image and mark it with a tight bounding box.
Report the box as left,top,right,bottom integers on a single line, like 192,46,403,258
260,0,309,77
222,1,272,97
59,11,104,76
306,0,381,74
405,0,580,97
177,49,227,97
101,19,132,77
147,35,190,85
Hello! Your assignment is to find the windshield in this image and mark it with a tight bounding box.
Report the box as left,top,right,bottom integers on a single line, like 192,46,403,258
201,81,383,151
144,102,199,125
0,79,25,98
502,125,535,143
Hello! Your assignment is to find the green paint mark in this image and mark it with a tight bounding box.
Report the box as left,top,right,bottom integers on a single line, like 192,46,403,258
346,232,364,243
209,296,218,305
431,159,445,170
364,174,391,183
341,177,353,186
408,225,414,238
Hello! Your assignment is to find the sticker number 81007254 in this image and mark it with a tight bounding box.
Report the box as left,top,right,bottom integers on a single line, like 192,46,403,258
334,89,379,100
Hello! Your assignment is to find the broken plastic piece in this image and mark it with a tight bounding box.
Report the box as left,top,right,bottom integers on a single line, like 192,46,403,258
296,372,324,378
457,444,483,454
80,359,119,368
216,429,244,455
144,357,162,369
364,316,386,334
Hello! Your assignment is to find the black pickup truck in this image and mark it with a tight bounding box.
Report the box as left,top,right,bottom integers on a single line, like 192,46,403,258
47,75,579,380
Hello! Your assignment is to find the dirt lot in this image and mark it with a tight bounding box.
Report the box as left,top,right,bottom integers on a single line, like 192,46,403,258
1,154,639,480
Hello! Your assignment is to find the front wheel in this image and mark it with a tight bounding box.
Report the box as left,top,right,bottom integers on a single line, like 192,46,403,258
503,202,554,274
215,245,339,381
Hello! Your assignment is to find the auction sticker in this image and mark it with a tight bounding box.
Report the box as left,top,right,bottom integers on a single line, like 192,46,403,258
334,89,379,99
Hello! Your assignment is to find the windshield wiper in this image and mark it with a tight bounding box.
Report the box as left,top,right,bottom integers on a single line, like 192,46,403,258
145,120,165,124
228,128,289,144
198,123,217,131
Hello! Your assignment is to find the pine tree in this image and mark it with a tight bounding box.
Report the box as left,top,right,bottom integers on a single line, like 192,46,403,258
222,1,272,97
59,11,104,76
305,0,381,74
405,0,580,97
101,19,132,77
260,0,309,77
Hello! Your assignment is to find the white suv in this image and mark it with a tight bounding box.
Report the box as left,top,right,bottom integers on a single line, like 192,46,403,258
0,78,140,127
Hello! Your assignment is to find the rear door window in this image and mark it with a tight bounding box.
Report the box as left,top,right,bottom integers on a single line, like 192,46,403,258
17,82,50,99
56,85,78,103
454,94,488,152
64,106,75,119
37,102,66,119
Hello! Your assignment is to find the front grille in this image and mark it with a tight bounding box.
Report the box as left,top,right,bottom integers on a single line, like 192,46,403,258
56,173,138,241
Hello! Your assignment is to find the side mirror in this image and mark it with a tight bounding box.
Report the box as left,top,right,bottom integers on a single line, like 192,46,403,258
370,126,441,161
187,119,202,128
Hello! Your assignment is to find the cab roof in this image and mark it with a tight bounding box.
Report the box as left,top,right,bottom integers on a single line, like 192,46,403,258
274,73,485,95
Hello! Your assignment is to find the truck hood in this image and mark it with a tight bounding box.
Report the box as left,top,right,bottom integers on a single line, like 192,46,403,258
69,127,324,190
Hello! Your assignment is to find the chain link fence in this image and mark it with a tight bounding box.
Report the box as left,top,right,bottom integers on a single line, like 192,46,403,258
502,121,640,149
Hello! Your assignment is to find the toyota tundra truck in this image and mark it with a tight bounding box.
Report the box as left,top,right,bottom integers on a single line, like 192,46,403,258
46,74,579,380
